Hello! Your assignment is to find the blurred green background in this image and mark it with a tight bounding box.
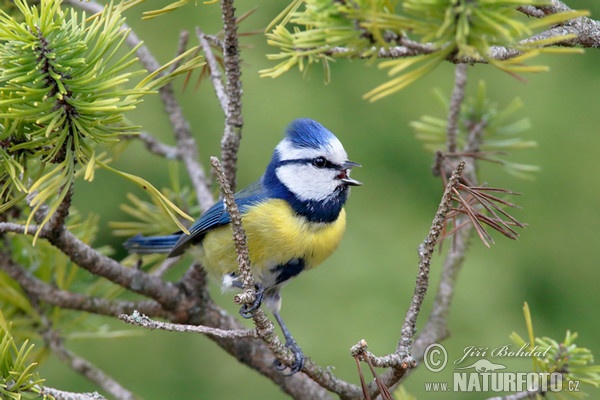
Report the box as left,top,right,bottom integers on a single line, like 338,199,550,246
35,0,600,398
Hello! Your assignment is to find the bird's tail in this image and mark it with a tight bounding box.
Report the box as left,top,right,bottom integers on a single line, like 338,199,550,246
123,234,181,254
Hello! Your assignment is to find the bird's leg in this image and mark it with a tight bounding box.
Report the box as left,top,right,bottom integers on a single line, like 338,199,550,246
238,283,264,319
273,310,305,375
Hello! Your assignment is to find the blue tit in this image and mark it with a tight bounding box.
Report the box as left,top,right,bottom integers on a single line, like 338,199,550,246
124,118,361,374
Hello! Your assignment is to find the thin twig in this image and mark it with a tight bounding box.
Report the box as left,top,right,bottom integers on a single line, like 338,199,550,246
150,255,182,278
123,132,179,159
51,227,182,308
465,120,488,153
219,0,244,190
365,163,467,398
209,157,254,296
197,28,228,113
446,64,468,153
40,387,107,400
398,161,465,356
209,157,361,397
412,222,472,358
44,330,136,400
119,311,258,339
44,185,73,236
169,30,190,74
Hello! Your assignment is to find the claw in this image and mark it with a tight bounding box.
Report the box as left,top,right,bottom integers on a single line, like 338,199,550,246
238,284,264,319
272,310,305,375
274,338,305,375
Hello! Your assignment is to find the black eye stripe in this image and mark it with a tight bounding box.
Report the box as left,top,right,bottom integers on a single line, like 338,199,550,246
279,158,340,169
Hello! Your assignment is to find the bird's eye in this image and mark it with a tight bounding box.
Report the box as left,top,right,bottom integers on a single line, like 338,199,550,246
312,157,328,168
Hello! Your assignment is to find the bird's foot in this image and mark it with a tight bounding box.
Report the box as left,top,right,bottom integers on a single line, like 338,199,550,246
238,284,264,319
274,338,305,375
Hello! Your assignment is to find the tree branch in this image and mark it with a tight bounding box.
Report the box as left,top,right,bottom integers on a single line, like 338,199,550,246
326,1,600,66
176,265,333,399
49,227,182,309
0,253,168,318
522,0,600,48
1,219,183,310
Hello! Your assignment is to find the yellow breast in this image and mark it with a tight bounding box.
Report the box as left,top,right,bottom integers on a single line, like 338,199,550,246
196,199,347,277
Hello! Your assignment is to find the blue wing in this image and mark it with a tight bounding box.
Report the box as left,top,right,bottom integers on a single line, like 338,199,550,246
124,234,181,254
168,179,267,256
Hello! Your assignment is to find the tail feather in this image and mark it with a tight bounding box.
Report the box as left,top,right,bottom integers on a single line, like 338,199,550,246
123,234,181,254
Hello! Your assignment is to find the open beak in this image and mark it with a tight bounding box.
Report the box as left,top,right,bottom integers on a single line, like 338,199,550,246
339,160,362,186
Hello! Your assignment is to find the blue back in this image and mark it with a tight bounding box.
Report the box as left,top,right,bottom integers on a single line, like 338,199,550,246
168,180,267,256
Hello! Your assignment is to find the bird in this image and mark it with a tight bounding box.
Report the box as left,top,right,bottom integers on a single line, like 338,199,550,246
124,118,361,374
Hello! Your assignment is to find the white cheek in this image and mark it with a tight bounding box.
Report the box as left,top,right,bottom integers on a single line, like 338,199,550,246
276,164,338,202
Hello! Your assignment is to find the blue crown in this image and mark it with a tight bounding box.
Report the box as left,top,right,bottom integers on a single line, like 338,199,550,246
285,118,335,149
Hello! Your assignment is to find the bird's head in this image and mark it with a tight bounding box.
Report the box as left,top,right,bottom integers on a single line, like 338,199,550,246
263,119,361,222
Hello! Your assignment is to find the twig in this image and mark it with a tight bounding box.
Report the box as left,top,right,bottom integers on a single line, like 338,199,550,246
119,311,258,339
351,340,412,400
44,330,136,400
169,30,190,74
360,163,467,398
517,5,546,18
43,185,73,236
160,82,215,212
209,158,307,381
209,157,253,296
219,0,244,190
40,387,107,400
446,64,468,153
412,223,472,359
0,221,37,235
134,131,179,159
151,255,182,278
208,157,360,398
465,120,487,153
196,28,228,113
397,162,465,357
